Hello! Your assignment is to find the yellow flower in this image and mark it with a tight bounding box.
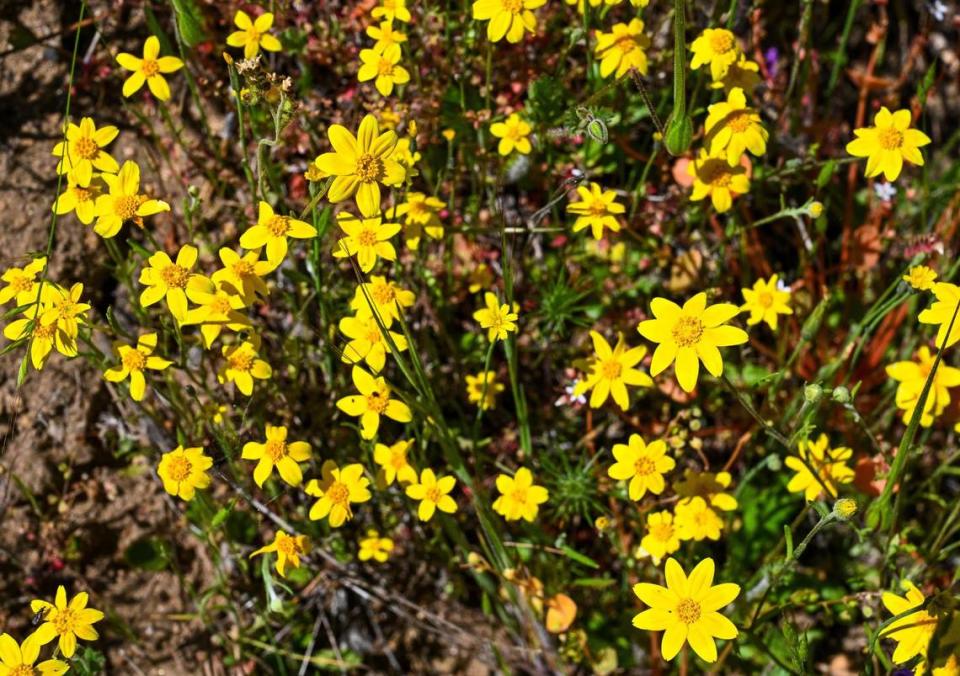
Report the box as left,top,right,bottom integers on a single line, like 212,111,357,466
359,529,395,562
92,160,170,238
53,172,100,225
493,467,549,522
608,434,675,501
632,557,740,663
473,292,519,341
336,365,412,439
116,36,183,100
374,439,417,486
640,511,681,564
472,0,544,42
52,117,119,185
218,340,272,396
250,531,309,577
358,44,410,97
705,87,768,165
405,468,458,521
306,460,372,527
903,265,937,291
741,274,792,330
919,282,960,349
139,243,198,322
366,21,407,51
226,9,282,59
595,19,650,80
350,275,416,327
468,263,494,294
573,331,652,409
240,201,317,266
103,332,172,401
390,192,445,249
242,424,312,487
372,0,411,23
212,248,272,302
29,586,104,659
157,445,213,501
490,113,532,156
637,292,748,393
0,632,69,675
333,209,401,272
846,107,931,182
39,283,88,342
690,28,740,81
339,312,408,372
674,496,724,541
674,469,739,513
390,136,421,183
315,114,404,215
886,346,960,427
687,148,750,213
5,301,75,371
785,433,854,501
466,371,505,410
565,0,625,11
0,256,46,306
183,277,250,348
709,54,762,94
566,182,625,239
881,581,939,665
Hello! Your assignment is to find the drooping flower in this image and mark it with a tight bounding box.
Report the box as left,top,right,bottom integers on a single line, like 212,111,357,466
52,117,119,185
880,581,939,665
740,274,793,330
405,468,458,521
336,365,412,439
705,87,768,165
226,8,282,59
92,160,170,238
594,19,650,80
103,332,172,401
639,511,681,564
139,244,198,322
709,54,762,94
566,182,625,240
366,21,407,52
239,201,317,266
29,586,104,659
471,0,545,43
608,434,675,501
116,35,183,100
473,292,519,342
333,208,401,272
690,28,741,80
0,257,46,306
306,460,372,527
218,340,272,396
3,301,69,371
632,557,740,663
339,312,408,372
53,172,100,225
674,469,739,514
902,265,937,291
687,148,750,213
372,0,412,22
573,331,652,409
465,371,505,410
785,433,855,501
489,113,532,156
212,248,273,302
358,44,410,97
674,496,724,541
637,293,749,393
389,192,445,249
886,346,960,427
846,107,931,182
373,439,417,486
359,530,395,562
242,424,312,487
0,633,69,675
918,282,960,348
493,467,549,522
250,531,309,577
157,445,213,501
350,275,416,327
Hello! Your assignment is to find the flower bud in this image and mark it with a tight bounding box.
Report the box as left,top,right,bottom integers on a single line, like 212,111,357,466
831,386,851,404
809,201,824,218
833,498,857,519
804,383,823,404
663,113,693,156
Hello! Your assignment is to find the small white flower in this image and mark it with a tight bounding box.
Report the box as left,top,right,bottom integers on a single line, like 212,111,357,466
556,381,587,406
874,182,897,202
776,278,791,293
929,1,948,21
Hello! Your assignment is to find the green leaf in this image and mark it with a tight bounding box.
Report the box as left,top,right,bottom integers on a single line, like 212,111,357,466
559,545,599,569
169,0,207,48
816,159,837,188
124,537,170,571
573,577,615,588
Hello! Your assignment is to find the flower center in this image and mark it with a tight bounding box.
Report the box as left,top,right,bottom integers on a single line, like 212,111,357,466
114,195,141,220
11,275,33,292
509,488,528,505
265,439,287,461
229,350,254,372
634,457,656,476
276,535,300,556
141,59,160,77
161,264,190,289
709,31,734,54
365,326,383,344
425,486,442,503
266,215,290,237
167,455,193,482
357,227,379,247
390,452,407,469
366,391,389,413
616,35,638,54
355,153,385,183
247,28,261,42
371,282,396,306
33,322,57,340
232,260,255,277
757,291,774,308
502,0,523,12
671,315,704,347
877,127,903,150
600,358,622,380
377,58,395,76
675,598,702,624
589,201,609,217
506,125,523,141
73,136,99,160
328,482,350,506
71,186,93,202
52,607,79,634
727,111,752,133
10,665,35,676
122,349,146,371
650,522,674,541
210,295,232,314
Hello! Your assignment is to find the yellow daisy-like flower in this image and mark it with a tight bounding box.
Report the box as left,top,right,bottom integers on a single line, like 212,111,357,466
315,114,404,215
212,248,272,302
358,44,410,97
674,469,739,513
465,371,505,410
336,365,412,440
116,36,183,100
250,531,309,578
918,282,960,349
690,28,740,81
226,9,282,59
103,332,172,401
880,581,939,665
359,530,395,562
242,424,312,487
468,263,494,294
0,632,69,676
339,312,408,372
785,433,855,501
489,113,532,156
372,0,411,23
886,346,960,427
637,292,749,393
183,276,250,348
218,340,272,396
846,107,931,182
390,136,421,183
705,87,768,165
373,439,417,486
687,148,750,213
472,0,545,43
53,172,100,225
608,434,675,501
709,53,762,94
52,117,119,185
3,302,68,371
306,460,372,527
639,511,681,564
157,445,213,501
35,282,87,338
902,265,937,291
594,19,650,80
493,467,549,522
139,244,198,322
473,292,519,342
566,182,625,240
405,468,458,521
0,256,46,306
573,331,652,410
632,557,740,663
350,275,416,327
741,274,793,330
333,209,401,272
674,496,724,541
239,201,317,266
29,586,104,659
366,21,407,51
92,160,170,238
390,192,445,249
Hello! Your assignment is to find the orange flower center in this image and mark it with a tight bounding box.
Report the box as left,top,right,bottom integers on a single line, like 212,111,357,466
615,35,638,54
505,124,523,141
167,455,193,482
122,349,146,372
276,534,301,557
599,358,622,380
509,487,528,505
671,315,704,347
727,111,752,133
366,391,389,413
650,522,674,541
370,282,396,306
757,291,774,308
877,127,904,150
114,195,141,220
709,31,734,54
160,264,190,289
502,0,523,12
72,136,99,160
70,186,93,202
327,481,350,506
588,201,609,217
33,322,57,340
634,457,656,476
265,439,287,461
266,215,290,237
210,295,232,315
697,158,737,188
228,349,254,372
10,665,35,676
232,260,255,277
377,58,395,76
11,275,33,293
390,451,407,470
675,598,702,624
355,153,385,183
357,227,379,247
425,486,442,503
141,59,160,77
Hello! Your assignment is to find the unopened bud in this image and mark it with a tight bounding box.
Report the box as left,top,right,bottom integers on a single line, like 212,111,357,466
804,383,823,404
663,113,693,156
833,498,857,519
832,386,851,404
